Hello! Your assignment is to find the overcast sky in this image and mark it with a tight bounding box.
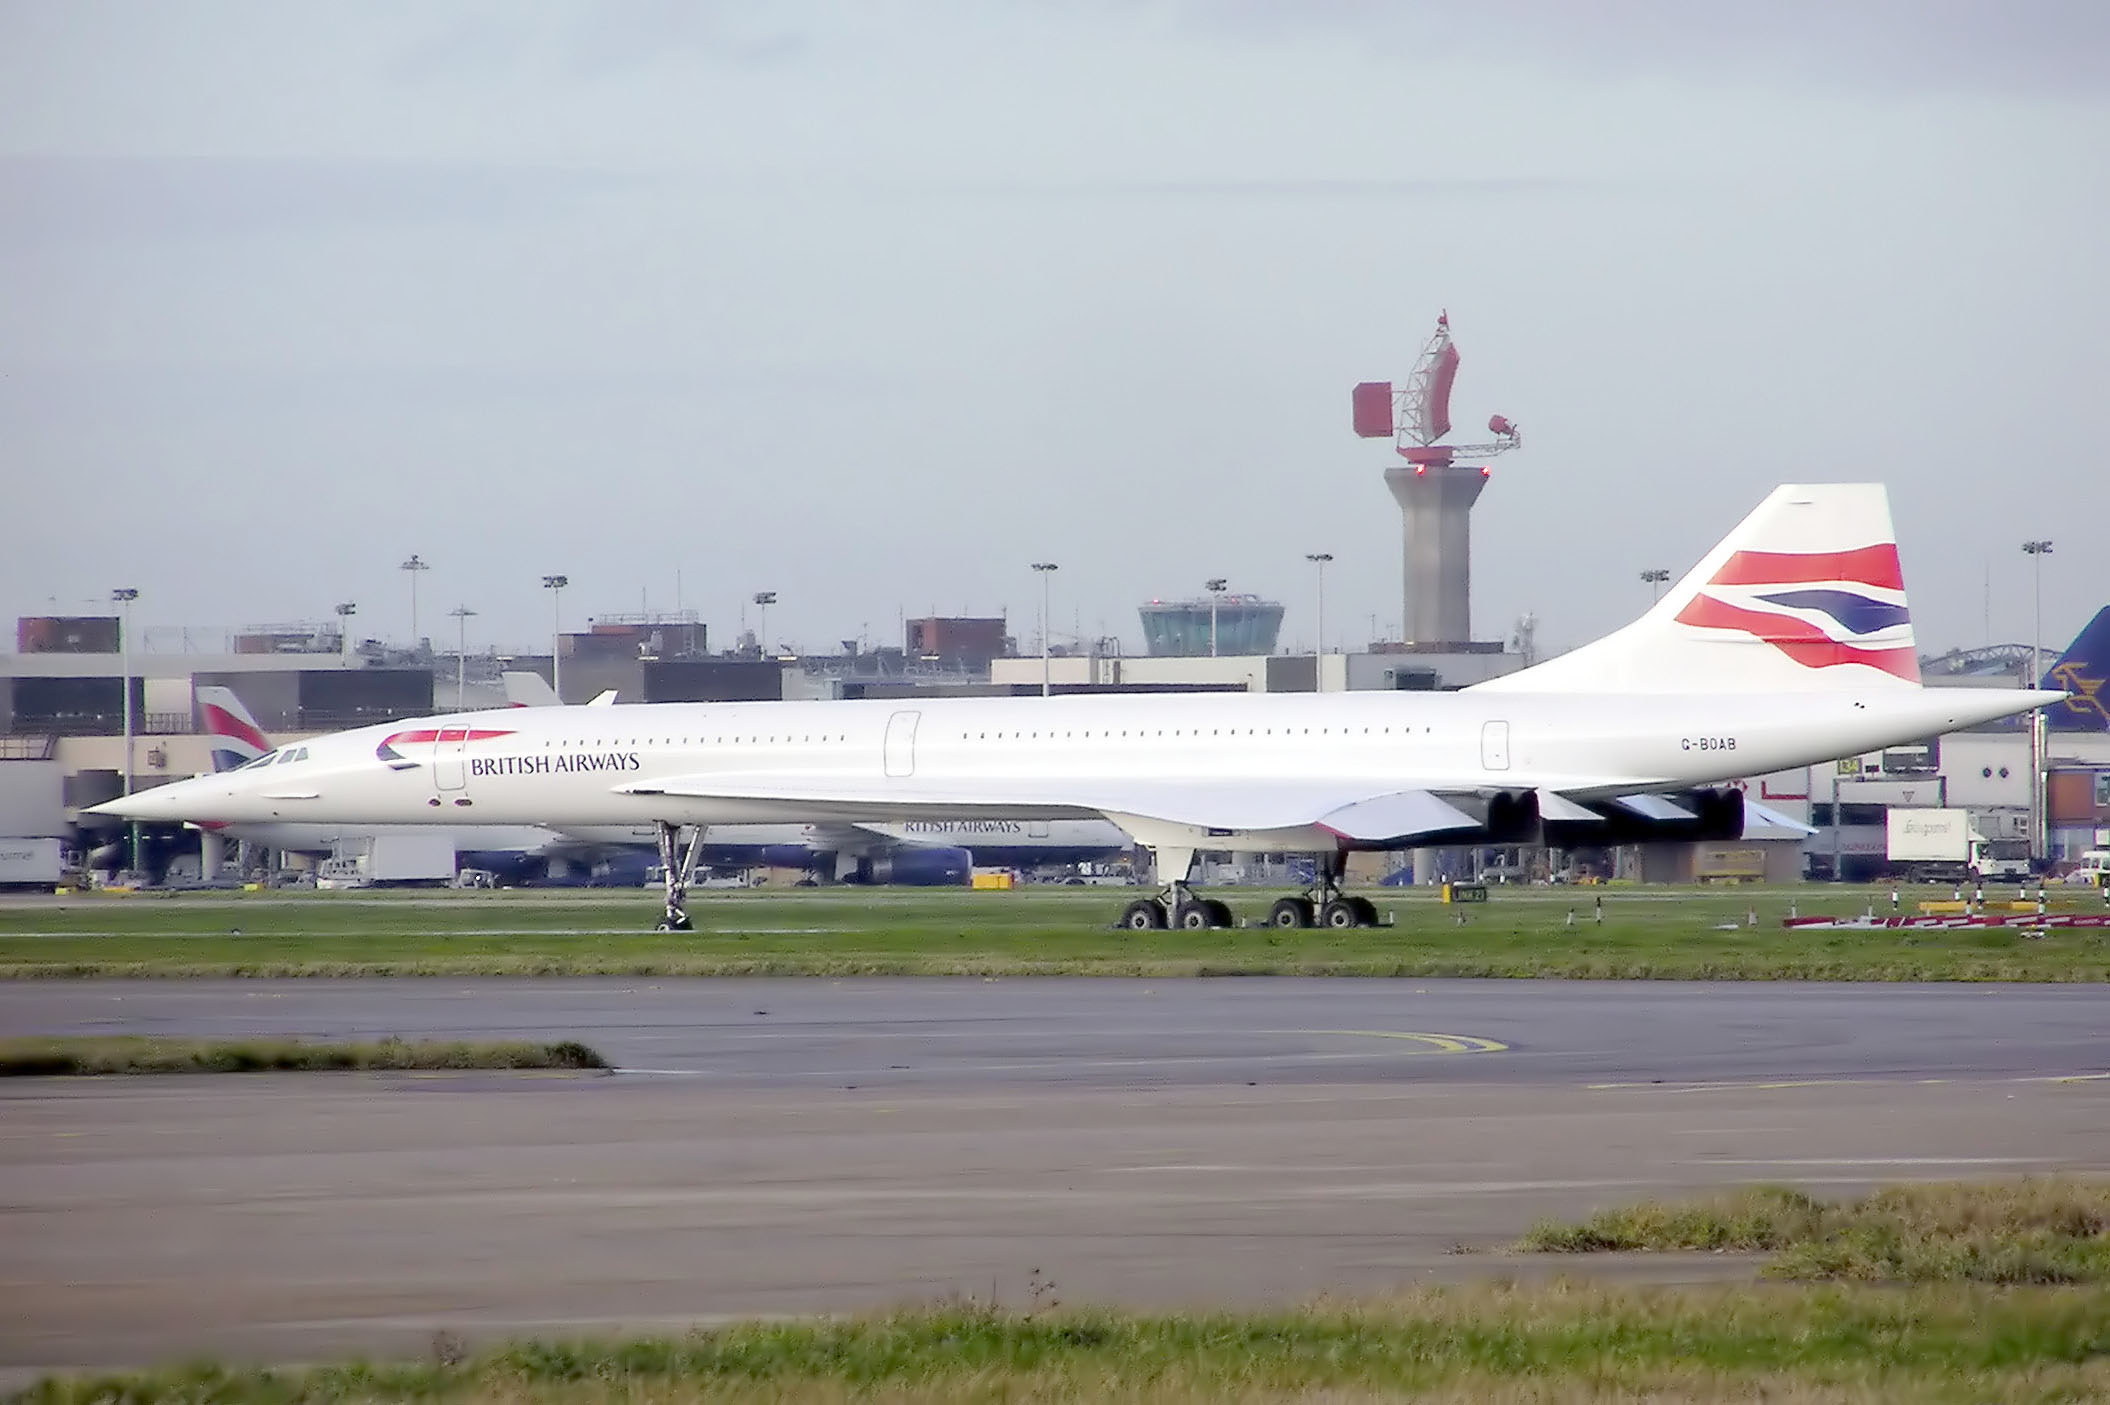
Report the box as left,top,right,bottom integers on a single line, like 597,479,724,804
4,0,2105,661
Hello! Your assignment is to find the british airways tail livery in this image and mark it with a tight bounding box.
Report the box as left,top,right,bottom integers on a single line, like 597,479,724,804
1478,484,1918,693
100,485,2063,931
197,687,272,774
2041,606,2110,733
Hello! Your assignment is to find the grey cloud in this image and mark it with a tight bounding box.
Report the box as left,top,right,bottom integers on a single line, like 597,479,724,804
1173,0,2110,96
384,0,811,84
934,175,1607,199
0,156,632,246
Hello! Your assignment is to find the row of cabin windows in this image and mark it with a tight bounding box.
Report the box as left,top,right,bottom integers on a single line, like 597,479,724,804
528,727,1432,746
958,726,1433,740
539,735,852,746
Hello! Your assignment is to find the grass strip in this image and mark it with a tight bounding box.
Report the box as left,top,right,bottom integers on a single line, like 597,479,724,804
1518,1178,2110,1284
15,1283,2110,1404
0,1034,607,1076
5,885,2108,982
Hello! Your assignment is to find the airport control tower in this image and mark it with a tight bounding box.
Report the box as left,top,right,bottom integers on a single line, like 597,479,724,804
1353,313,1520,647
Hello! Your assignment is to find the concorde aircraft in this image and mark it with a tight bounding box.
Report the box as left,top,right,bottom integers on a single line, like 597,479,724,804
96,486,2065,930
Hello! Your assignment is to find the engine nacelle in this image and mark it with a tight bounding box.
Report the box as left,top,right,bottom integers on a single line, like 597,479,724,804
847,846,973,887
1483,790,1542,845
1544,788,1746,848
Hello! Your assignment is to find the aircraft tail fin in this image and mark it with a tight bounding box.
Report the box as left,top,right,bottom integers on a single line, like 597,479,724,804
195,686,273,771
2042,606,2110,732
1479,483,1920,693
501,671,559,707
499,671,617,707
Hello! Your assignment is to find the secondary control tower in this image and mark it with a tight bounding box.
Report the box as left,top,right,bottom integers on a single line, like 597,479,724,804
1352,312,1520,647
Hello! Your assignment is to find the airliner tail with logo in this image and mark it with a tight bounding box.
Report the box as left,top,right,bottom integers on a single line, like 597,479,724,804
107,486,2064,930
2041,606,2110,733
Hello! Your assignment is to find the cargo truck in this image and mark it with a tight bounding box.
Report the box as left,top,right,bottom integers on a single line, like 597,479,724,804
1884,808,2031,884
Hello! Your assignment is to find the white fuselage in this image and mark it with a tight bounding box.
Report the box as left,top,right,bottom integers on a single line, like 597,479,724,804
115,687,2042,852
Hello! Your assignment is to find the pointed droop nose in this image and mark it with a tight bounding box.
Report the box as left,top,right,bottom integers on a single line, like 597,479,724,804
86,777,225,823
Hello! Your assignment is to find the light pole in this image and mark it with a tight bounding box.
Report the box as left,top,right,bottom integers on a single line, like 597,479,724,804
1205,577,1227,658
2023,539,2053,863
334,602,356,661
1031,562,1058,697
399,554,429,651
448,605,477,710
111,588,139,874
1641,567,1670,603
1304,553,1333,688
752,591,777,658
542,574,568,702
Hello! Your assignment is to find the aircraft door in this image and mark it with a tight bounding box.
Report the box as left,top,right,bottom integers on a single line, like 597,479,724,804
434,727,468,792
1479,720,1511,771
1029,820,1050,839
883,710,920,778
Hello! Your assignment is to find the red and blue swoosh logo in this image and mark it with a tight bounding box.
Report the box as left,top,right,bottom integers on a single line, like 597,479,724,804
202,701,271,774
376,727,515,770
1675,545,1919,682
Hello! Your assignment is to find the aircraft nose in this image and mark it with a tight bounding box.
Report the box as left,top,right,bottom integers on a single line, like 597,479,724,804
87,777,225,823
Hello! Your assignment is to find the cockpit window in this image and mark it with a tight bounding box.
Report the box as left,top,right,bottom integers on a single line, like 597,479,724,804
241,751,279,770
277,747,308,764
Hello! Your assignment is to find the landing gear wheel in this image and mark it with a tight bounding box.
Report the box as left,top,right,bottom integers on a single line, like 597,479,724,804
654,916,694,933
1349,896,1379,927
1269,897,1314,929
1203,898,1235,929
1175,901,1214,930
1319,899,1361,930
1120,898,1168,930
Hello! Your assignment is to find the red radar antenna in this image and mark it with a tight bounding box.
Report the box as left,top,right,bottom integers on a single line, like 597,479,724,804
1352,311,1521,466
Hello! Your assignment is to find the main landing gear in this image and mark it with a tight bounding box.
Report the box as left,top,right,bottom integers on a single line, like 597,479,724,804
1263,851,1378,929
1117,841,1230,930
1115,848,1381,930
1119,893,1235,931
653,820,709,932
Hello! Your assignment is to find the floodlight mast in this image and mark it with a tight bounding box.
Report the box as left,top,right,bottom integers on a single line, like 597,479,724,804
1030,563,1058,696
752,591,778,658
543,575,569,701
111,588,140,875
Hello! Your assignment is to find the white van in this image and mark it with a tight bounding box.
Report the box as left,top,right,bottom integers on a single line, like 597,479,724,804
2064,850,2110,886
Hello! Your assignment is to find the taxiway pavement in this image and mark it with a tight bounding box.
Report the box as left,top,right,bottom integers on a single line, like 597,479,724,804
3,978,2107,1375
4,976,2107,1087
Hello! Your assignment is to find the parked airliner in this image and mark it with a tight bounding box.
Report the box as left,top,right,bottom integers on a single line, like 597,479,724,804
99,486,2065,929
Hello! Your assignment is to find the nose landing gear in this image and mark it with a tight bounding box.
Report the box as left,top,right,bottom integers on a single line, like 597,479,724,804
653,820,709,931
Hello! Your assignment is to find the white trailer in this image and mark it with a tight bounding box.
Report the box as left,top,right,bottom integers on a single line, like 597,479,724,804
0,837,62,887
316,832,457,888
